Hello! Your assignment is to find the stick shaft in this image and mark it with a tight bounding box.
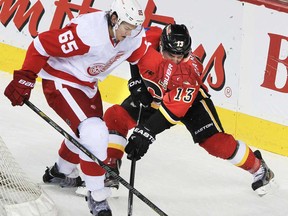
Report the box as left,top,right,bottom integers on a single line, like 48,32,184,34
24,100,168,216
128,104,144,216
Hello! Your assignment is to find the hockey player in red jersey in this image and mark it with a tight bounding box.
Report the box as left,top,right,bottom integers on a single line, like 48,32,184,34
103,24,275,196
4,0,149,215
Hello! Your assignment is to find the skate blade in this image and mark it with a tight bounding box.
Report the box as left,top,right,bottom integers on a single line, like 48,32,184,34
255,178,278,196
76,185,88,197
76,186,119,198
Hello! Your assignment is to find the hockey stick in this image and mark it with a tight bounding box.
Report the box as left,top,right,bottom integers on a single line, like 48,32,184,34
128,153,137,216
128,104,143,216
24,100,168,216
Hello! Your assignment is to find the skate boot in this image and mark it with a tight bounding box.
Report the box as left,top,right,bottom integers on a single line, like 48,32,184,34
86,190,112,216
104,158,121,189
43,163,84,187
252,150,275,196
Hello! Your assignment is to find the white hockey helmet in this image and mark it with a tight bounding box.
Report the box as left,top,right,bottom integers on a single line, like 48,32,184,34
110,0,145,26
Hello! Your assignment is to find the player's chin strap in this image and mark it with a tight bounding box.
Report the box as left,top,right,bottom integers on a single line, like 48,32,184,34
111,24,119,45
127,104,143,216
24,100,168,216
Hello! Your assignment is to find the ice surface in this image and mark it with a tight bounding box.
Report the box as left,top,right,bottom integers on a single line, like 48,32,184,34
0,72,287,216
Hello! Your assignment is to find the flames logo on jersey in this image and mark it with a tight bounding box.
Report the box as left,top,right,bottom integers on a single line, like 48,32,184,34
87,63,105,76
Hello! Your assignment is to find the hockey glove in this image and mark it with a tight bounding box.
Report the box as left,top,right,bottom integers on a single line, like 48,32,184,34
128,77,153,107
4,70,37,106
125,125,156,161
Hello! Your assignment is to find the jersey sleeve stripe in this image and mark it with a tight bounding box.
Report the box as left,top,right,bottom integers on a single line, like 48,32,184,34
33,36,49,57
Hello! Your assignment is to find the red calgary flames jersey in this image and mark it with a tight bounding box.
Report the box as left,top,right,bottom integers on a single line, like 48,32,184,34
138,27,207,124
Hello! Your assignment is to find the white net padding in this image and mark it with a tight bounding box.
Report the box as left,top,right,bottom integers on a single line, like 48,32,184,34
0,136,57,216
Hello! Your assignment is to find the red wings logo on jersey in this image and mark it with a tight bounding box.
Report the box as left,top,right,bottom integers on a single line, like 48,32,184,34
87,63,105,76
87,52,125,76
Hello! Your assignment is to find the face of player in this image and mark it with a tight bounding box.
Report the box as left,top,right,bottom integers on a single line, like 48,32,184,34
162,50,184,64
115,22,138,41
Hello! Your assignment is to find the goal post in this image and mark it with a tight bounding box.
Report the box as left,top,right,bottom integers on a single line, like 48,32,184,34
0,136,57,216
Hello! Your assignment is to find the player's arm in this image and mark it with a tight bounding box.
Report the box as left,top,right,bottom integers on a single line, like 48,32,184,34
127,25,162,65
127,29,150,65
128,46,163,107
128,64,153,107
4,23,89,106
23,23,89,73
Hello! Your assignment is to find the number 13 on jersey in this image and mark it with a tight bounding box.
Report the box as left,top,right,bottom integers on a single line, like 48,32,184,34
174,87,196,103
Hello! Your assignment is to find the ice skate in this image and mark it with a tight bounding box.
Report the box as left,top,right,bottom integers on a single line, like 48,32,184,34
86,190,112,216
76,157,121,197
43,163,84,187
252,150,275,196
104,158,121,189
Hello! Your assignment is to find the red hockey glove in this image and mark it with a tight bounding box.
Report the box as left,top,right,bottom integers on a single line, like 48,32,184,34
125,125,156,161
4,70,37,106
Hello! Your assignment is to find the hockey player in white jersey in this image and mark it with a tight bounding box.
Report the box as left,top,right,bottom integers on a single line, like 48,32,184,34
4,0,148,215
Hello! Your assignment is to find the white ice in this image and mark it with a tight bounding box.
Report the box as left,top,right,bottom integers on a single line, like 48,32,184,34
0,72,287,216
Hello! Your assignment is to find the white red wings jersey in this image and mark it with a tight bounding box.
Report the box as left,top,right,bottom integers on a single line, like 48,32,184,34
21,11,149,97
137,27,207,123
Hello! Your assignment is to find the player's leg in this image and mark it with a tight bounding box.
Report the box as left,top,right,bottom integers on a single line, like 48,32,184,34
43,136,84,187
42,80,112,215
78,117,112,215
103,96,139,189
103,96,157,189
182,97,274,195
42,80,85,187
